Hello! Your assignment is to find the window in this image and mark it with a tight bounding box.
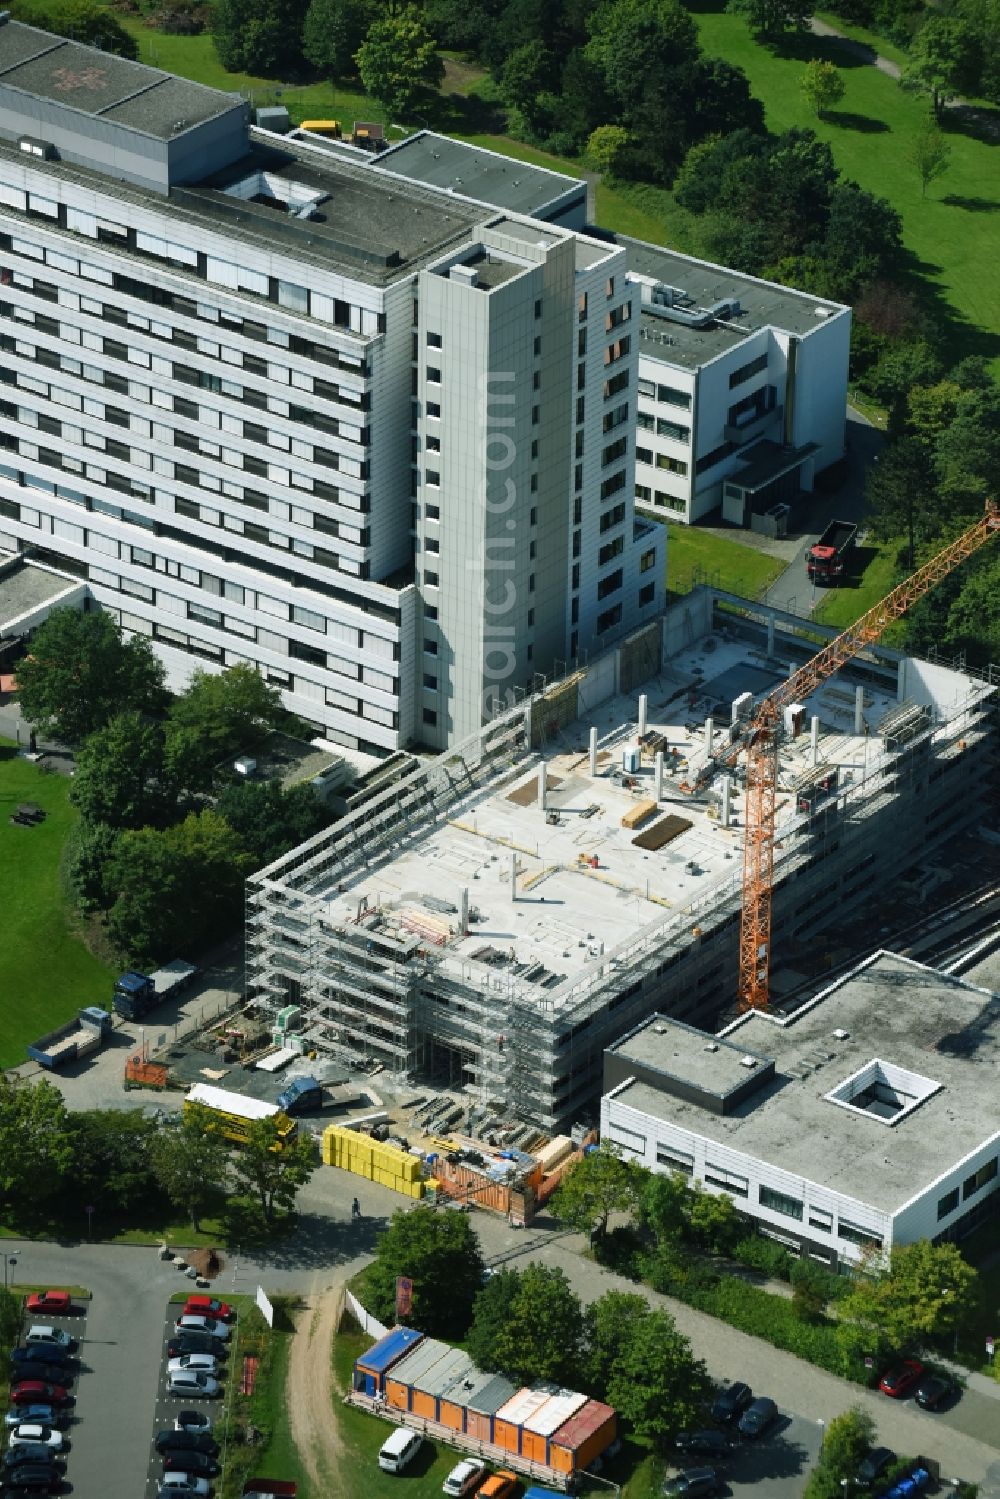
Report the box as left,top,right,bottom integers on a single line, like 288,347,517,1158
292,604,326,633
607,1122,645,1157
425,469,440,487
937,1187,960,1220
600,471,626,501
637,447,653,465
602,437,627,466
424,538,439,554
656,1144,693,1175
729,352,768,389
639,581,655,606
604,371,629,399
808,1207,833,1232
289,639,326,667
657,384,691,409
597,603,622,633
426,401,440,419
640,548,656,573
600,503,626,533
704,1164,749,1198
424,570,439,587
963,1157,998,1200
423,637,438,655
696,442,734,475
426,332,442,348
597,568,623,600
604,402,629,433
604,335,630,366
534,299,542,319
426,366,441,384
599,536,624,567
759,1184,803,1221
578,292,587,322
423,708,437,726
657,455,688,476
637,411,654,432
423,672,438,691
838,1220,883,1252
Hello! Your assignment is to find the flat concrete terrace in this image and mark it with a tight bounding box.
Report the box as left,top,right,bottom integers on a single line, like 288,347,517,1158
611,952,1000,1212
0,557,81,634
317,631,909,1009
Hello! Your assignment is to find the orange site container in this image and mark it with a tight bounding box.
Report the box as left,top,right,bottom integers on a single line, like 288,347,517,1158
548,1400,618,1474
452,1369,518,1443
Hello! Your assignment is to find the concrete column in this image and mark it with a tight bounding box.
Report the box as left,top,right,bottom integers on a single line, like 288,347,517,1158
721,774,732,827
654,750,664,801
705,716,715,755
537,764,546,810
510,856,518,902
589,726,598,777
897,659,907,702
854,684,865,735
459,887,469,937
767,615,775,658
638,694,648,739
810,715,820,767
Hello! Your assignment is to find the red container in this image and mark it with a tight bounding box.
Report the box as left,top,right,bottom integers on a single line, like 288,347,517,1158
548,1400,617,1474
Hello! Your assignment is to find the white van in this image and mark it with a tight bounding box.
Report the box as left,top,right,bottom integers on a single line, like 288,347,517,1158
377,1426,423,1474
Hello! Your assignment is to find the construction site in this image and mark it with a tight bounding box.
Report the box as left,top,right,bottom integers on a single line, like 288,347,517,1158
245,569,998,1132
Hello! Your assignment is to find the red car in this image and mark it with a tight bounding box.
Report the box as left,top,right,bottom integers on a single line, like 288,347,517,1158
182,1296,235,1323
879,1359,925,1397
9,1382,72,1408
25,1293,72,1317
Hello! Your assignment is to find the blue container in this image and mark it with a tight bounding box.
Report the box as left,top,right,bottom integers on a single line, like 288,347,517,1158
353,1327,424,1396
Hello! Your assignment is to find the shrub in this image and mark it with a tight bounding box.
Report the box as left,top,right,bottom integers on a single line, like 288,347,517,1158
731,1233,795,1280
592,1224,644,1276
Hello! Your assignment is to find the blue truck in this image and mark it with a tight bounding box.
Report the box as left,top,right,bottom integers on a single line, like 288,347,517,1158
113,959,199,1021
28,1007,111,1069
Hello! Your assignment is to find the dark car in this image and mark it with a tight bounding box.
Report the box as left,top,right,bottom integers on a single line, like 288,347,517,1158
5,1365,72,1388
167,1334,227,1360
10,1348,75,1370
857,1446,897,1485
879,1359,924,1398
162,1452,220,1477
675,1431,732,1460
155,1433,220,1459
711,1382,753,1424
914,1374,956,1411
0,1464,61,1493
662,1468,719,1497
2,1453,59,1474
738,1397,777,1438
174,1412,213,1437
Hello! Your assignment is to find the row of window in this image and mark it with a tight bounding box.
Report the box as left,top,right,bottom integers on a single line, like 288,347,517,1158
637,378,691,410
636,449,689,477
636,486,687,513
636,411,691,444
937,1156,998,1220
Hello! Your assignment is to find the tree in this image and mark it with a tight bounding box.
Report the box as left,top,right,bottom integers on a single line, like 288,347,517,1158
67,1111,159,1214
151,1104,230,1232
552,1142,644,1242
801,59,846,115
901,16,981,116
0,1079,74,1213
583,1290,649,1396
866,436,942,566
355,7,444,118
790,1258,831,1323
727,0,813,37
586,124,631,176
498,41,559,132
65,819,122,913
934,385,1000,504
165,664,284,792
606,1309,710,1445
908,119,951,196
15,608,165,745
818,182,903,300
840,1239,979,1352
466,1268,523,1371
487,1264,585,1384
585,0,700,114
302,0,371,79
215,779,334,869
640,1170,692,1245
803,1407,877,1499
230,1120,317,1224
70,713,174,830
11,0,139,56
365,1206,485,1338
212,0,308,74
684,1180,741,1253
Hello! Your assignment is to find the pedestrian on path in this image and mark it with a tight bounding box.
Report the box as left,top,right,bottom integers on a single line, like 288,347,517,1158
352,1196,361,1220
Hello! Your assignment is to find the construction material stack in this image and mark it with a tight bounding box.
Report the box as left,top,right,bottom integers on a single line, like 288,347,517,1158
322,1125,424,1198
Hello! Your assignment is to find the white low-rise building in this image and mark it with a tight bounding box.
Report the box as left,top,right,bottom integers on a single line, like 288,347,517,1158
601,951,1000,1269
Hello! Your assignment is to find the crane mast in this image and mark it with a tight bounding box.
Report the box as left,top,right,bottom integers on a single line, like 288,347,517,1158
737,499,1000,1014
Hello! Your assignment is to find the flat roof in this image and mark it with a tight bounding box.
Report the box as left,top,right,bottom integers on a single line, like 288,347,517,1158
619,235,846,372
611,952,1000,1212
0,559,79,633
374,131,584,216
612,1015,773,1099
0,20,238,140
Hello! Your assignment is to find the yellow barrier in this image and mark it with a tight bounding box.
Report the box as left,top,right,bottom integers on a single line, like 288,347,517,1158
322,1125,424,1198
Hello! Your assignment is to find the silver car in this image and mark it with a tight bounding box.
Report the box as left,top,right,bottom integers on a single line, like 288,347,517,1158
167,1355,219,1378
174,1316,230,1342
165,1371,220,1399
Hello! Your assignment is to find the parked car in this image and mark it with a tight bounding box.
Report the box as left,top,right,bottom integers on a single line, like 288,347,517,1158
3,1411,64,1433
662,1468,720,1497
10,1347,74,1370
857,1446,896,1485
182,1297,234,1323
8,1387,73,1410
738,1397,777,1438
914,1373,956,1411
675,1431,732,1460
443,1460,487,1497
711,1383,753,1424
162,1452,220,1478
167,1356,220,1378
156,1432,220,1458
173,1412,214,1437
5,1365,71,1388
879,1360,924,1398
23,1296,71,1319
475,1472,519,1499
174,1316,229,1342
24,1331,76,1355
2,1450,59,1472
168,1335,226,1361
157,1476,211,1498
166,1372,220,1400
7,1428,64,1453
0,1463,61,1493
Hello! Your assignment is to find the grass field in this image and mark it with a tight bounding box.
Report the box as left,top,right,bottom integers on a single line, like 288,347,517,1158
812,535,911,642
0,740,115,1069
689,3,1000,370
663,522,784,601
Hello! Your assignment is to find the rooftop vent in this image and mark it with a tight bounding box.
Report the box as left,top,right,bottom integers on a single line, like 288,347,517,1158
740,1055,758,1069
653,1025,668,1034
833,1028,850,1040
704,1042,719,1052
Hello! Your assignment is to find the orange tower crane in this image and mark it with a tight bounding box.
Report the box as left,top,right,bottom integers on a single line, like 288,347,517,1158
736,499,1000,1014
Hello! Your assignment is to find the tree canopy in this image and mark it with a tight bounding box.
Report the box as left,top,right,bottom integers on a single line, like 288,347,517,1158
212,0,308,74
801,59,846,115
215,779,334,868
355,6,445,118
901,15,981,115
727,0,813,36
230,1120,318,1224
606,1308,710,1445
469,1263,585,1384
365,1206,485,1338
302,0,372,79
11,0,138,56
839,1240,979,1353
552,1141,643,1240
70,713,175,831
16,608,165,745
151,1104,229,1233
803,1407,877,1499
0,1078,75,1214
165,664,284,793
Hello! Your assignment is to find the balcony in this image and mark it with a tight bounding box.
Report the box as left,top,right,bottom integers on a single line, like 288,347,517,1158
725,403,782,446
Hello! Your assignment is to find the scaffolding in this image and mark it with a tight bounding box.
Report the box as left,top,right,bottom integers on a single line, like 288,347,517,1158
245,593,997,1130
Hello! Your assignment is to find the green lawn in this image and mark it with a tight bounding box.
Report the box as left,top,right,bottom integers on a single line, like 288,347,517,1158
812,534,911,639
0,740,115,1068
662,522,784,601
690,4,1000,369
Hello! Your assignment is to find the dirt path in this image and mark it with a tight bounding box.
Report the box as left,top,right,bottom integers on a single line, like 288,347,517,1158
285,1285,345,1489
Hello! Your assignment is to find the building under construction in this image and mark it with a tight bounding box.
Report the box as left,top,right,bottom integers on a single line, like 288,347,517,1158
245,587,996,1130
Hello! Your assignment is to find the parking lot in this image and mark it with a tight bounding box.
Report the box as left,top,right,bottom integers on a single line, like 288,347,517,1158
664,1407,823,1499
142,1301,236,1499
9,1299,88,1496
